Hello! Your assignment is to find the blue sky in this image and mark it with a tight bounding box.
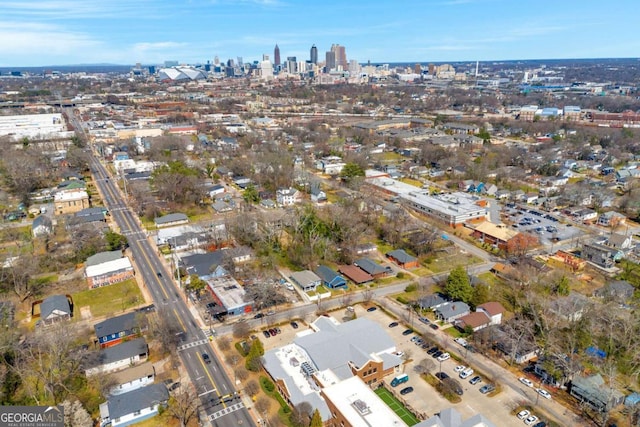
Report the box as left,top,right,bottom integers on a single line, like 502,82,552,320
0,0,638,67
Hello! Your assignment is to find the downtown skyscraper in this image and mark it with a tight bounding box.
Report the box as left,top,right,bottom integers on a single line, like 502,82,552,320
273,44,281,67
310,44,318,65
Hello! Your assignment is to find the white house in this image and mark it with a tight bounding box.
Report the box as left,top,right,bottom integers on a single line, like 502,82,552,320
99,383,168,427
476,302,506,326
109,362,155,395
276,187,302,206
85,338,149,376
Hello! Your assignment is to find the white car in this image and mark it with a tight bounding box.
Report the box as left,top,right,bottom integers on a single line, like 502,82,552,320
519,377,534,388
516,410,530,420
437,352,450,362
454,365,466,373
459,368,474,379
536,388,552,399
524,415,539,425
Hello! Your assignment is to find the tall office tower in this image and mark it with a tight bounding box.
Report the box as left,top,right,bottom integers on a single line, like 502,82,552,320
262,54,270,61
214,56,220,65
331,44,347,70
428,63,435,75
414,63,422,74
310,45,318,64
286,56,297,74
237,57,243,67
325,50,336,71
274,44,281,67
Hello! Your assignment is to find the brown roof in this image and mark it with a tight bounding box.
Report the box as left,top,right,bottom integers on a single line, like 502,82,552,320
455,312,490,329
338,265,374,284
478,301,506,316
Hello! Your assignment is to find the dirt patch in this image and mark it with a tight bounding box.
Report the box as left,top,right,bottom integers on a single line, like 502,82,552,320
80,306,92,320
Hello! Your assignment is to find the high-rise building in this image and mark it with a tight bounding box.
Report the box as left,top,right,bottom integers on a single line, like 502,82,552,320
331,44,347,70
325,50,336,71
310,45,318,64
274,44,281,67
286,56,297,74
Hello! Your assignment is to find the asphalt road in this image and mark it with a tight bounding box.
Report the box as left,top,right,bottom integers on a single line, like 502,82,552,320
90,156,255,427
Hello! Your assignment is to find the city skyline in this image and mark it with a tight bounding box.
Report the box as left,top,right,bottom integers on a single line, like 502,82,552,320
0,0,639,67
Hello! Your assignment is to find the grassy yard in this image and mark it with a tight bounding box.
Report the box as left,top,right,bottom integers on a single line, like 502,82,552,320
424,252,482,273
73,279,143,318
374,387,420,426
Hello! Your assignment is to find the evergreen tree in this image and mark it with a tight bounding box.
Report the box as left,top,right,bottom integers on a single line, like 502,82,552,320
444,266,474,304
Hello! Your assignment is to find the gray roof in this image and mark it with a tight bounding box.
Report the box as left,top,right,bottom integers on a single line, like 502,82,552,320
386,249,417,264
314,265,344,284
414,407,497,427
86,250,123,267
92,338,148,367
94,312,138,338
436,302,470,319
294,317,395,380
290,270,321,287
32,215,52,229
40,295,71,320
155,213,188,225
106,383,168,419
418,293,449,309
181,251,225,277
76,207,108,217
354,258,389,275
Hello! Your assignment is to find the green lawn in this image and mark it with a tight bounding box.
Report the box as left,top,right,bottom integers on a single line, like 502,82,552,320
73,279,143,318
425,252,482,273
374,387,420,426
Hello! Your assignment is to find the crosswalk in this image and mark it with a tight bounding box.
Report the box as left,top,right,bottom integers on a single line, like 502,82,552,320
208,402,244,421
177,339,208,351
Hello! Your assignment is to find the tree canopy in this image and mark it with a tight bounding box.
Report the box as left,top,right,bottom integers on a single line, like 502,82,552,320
444,266,474,304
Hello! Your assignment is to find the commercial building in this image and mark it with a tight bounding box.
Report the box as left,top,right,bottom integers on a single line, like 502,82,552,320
54,189,90,215
0,113,69,141
401,191,488,228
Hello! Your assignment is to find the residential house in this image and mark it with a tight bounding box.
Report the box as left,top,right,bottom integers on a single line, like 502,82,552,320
573,208,598,223
454,312,491,332
476,302,505,325
597,211,627,228
385,249,420,269
337,265,374,285
31,215,52,237
94,312,142,348
314,265,347,289
493,326,539,364
310,183,327,204
36,295,72,325
99,383,169,427
85,338,149,376
549,293,590,322
109,362,155,395
435,302,470,323
276,187,302,206
606,233,634,250
594,280,635,301
570,374,625,413
289,270,322,292
180,251,228,280
582,241,621,269
354,258,392,279
417,293,449,310
154,213,188,228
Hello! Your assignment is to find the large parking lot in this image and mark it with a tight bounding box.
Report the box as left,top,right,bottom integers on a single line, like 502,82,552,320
504,205,583,246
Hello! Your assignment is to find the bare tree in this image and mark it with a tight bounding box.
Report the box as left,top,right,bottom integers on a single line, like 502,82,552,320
166,386,200,427
62,399,93,427
232,320,251,340
245,379,260,397
414,358,436,375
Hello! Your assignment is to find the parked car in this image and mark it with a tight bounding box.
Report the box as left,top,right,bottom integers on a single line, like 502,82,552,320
253,313,264,319
432,350,443,359
290,321,299,329
454,365,466,373
419,317,430,324
519,377,534,387
524,415,539,425
366,306,377,312
517,410,530,420
400,386,414,395
429,323,439,330
427,346,439,355
388,321,399,328
403,329,414,336
469,375,482,385
479,384,495,394
263,330,271,338
459,368,474,379
536,388,552,399
435,372,449,380
437,352,450,362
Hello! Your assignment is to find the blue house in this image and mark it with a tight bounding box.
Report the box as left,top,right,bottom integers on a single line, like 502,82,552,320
314,265,347,289
94,312,141,348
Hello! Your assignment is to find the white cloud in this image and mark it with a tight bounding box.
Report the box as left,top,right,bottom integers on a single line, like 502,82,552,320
0,22,100,56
